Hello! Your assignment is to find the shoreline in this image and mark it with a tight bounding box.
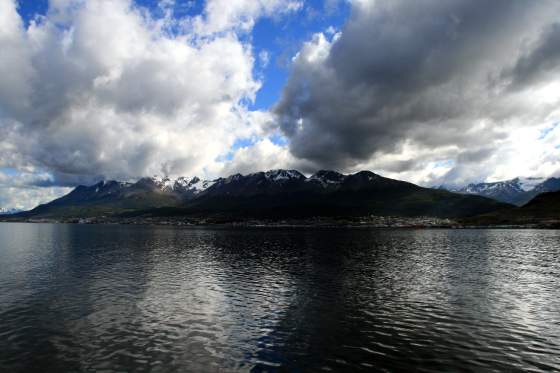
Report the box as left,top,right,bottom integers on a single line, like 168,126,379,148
1,216,558,229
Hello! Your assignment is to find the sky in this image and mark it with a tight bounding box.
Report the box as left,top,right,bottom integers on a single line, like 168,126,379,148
1,0,560,210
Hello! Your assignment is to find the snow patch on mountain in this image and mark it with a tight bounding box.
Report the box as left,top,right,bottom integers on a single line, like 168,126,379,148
142,176,217,194
462,177,545,194
307,170,346,187
187,177,217,193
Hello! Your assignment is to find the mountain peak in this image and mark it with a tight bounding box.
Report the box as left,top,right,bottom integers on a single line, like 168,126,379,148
308,170,346,186
348,170,382,182
263,169,305,181
353,170,379,177
224,173,243,183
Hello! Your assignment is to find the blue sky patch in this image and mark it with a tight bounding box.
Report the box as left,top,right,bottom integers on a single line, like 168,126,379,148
0,167,19,176
433,160,455,168
539,122,559,140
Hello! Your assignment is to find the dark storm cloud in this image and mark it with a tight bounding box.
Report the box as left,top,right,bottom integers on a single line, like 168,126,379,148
455,147,496,164
275,0,560,179
506,22,560,89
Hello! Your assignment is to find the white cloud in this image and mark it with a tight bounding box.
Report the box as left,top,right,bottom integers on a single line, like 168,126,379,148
258,50,270,68
0,0,34,118
0,169,71,210
0,186,71,211
221,138,315,176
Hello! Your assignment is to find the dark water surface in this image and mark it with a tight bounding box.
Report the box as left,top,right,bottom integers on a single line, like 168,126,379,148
1,223,559,372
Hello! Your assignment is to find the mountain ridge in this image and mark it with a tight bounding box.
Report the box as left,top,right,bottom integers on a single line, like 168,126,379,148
442,176,560,205
11,169,511,221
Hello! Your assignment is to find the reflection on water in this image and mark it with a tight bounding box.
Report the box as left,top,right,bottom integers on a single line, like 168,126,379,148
0,224,559,372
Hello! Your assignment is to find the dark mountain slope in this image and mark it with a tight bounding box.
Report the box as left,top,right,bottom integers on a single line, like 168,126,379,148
522,191,560,213
462,191,560,226
18,179,184,218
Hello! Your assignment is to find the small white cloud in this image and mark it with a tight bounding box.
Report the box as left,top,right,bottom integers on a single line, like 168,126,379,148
325,25,336,35
221,138,315,176
258,49,270,68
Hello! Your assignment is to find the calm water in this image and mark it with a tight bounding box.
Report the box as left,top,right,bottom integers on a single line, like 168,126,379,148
0,224,559,372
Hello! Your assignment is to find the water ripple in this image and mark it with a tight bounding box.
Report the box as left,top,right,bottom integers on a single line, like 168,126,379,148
0,224,559,372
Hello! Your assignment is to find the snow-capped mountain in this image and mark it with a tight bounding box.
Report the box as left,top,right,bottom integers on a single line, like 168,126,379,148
449,177,560,206
0,207,22,215
17,169,509,220
306,170,347,188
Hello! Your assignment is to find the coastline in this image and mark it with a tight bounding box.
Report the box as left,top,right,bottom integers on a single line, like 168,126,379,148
2,215,558,229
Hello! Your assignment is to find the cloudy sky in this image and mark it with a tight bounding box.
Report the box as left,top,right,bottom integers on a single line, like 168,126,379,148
1,0,560,210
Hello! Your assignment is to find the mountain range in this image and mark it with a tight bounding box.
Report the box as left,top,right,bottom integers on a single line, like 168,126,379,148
443,177,560,206
13,170,510,221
